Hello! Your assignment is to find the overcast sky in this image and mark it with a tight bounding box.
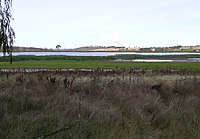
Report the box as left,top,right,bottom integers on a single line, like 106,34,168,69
12,0,200,48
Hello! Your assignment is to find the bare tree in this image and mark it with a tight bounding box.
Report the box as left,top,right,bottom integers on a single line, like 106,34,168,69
0,0,15,64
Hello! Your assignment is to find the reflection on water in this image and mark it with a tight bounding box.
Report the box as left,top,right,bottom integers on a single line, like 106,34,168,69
114,58,200,62
132,59,173,62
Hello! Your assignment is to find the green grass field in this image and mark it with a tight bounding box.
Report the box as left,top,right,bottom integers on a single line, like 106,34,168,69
1,60,200,69
1,55,200,69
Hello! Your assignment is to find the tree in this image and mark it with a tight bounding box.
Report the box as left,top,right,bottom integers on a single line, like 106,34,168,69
0,0,15,64
56,45,61,50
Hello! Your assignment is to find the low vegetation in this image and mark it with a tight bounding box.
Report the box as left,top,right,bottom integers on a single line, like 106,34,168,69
0,60,200,70
1,55,200,62
0,72,200,138
1,55,200,70
0,55,114,62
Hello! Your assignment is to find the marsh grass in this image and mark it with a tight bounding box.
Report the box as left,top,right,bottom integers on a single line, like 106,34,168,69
0,72,200,138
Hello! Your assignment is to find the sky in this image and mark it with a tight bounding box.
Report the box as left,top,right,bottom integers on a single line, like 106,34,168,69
11,0,200,49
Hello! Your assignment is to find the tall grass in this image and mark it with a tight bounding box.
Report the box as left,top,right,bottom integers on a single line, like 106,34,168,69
0,72,200,138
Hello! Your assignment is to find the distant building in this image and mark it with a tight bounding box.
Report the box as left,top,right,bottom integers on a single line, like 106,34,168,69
151,48,156,52
192,46,200,51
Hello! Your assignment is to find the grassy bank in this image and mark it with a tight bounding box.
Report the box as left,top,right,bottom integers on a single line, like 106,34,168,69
1,60,200,70
1,54,200,62
0,55,114,62
0,73,200,138
1,55,200,70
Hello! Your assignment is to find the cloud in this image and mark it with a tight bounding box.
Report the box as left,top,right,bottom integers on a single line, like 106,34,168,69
101,32,121,42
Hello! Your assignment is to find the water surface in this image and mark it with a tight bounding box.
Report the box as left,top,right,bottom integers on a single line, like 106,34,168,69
1,52,200,57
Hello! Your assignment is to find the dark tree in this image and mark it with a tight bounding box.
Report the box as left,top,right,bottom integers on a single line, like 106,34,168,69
56,45,61,50
0,0,15,64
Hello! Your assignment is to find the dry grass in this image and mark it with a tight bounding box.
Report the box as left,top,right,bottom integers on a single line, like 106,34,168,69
0,72,200,138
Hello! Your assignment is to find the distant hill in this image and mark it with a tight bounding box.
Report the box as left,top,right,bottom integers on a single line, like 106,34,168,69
69,46,127,52
12,46,50,52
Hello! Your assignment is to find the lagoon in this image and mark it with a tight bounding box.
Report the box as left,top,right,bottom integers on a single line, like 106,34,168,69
1,52,200,57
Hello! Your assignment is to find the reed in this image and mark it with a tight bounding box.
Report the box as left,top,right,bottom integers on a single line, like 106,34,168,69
0,72,200,138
